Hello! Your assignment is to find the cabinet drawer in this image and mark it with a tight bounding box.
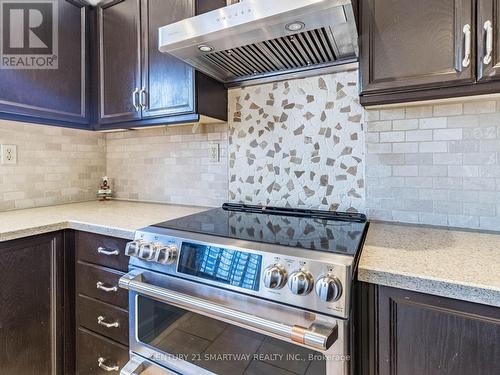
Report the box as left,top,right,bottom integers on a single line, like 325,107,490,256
77,262,128,308
77,295,128,345
76,232,129,271
77,327,129,375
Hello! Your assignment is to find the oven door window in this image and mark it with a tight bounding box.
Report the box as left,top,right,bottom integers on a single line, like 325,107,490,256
137,296,326,375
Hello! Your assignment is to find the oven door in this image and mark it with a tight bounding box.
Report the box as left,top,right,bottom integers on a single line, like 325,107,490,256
119,268,350,375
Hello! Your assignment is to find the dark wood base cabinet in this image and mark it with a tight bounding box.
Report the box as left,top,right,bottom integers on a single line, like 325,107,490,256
0,233,65,375
357,283,500,375
3,232,500,375
75,232,130,375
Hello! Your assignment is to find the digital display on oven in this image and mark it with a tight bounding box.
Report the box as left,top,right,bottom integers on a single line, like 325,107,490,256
177,242,262,291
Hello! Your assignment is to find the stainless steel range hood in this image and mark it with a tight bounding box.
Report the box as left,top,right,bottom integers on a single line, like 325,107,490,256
159,0,358,87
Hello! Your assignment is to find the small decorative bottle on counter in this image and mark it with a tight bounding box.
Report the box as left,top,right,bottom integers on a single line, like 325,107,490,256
97,176,113,200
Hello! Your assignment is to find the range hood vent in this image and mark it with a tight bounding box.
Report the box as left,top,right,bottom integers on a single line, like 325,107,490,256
202,27,341,79
159,0,358,87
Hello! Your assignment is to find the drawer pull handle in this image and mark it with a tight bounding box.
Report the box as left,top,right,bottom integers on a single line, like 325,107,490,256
139,87,147,110
132,87,140,112
97,357,119,372
484,20,493,65
96,281,118,293
97,247,120,256
462,24,472,68
97,316,120,328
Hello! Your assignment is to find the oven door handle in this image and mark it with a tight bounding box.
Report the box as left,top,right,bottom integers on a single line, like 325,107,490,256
119,270,337,351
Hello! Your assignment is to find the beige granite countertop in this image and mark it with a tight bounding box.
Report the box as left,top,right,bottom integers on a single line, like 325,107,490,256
0,200,209,242
1,203,499,307
359,222,500,307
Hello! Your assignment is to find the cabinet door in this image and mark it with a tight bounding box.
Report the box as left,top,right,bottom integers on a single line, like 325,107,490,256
0,0,88,126
477,0,500,81
377,286,500,375
97,0,141,124
140,0,195,119
0,233,63,375
360,0,475,94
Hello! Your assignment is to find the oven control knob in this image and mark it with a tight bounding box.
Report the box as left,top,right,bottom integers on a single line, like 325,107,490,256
288,270,314,296
263,264,287,289
315,274,342,302
124,240,144,257
138,242,157,261
156,244,178,265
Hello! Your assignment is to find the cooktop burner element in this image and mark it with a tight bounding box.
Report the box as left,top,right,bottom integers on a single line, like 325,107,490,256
153,203,368,256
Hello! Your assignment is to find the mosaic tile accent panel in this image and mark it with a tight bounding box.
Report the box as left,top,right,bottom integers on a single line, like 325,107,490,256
0,120,106,211
228,71,365,212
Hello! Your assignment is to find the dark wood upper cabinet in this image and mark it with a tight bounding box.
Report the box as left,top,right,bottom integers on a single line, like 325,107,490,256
359,0,475,95
95,0,227,129
97,0,141,124
0,0,89,128
140,0,195,119
358,0,500,105
477,0,500,81
358,284,500,375
0,233,64,375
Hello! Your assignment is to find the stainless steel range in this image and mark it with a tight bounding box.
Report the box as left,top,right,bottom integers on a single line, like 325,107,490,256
119,203,368,375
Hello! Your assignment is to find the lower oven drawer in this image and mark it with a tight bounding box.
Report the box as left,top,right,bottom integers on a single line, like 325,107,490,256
77,261,128,308
76,327,129,375
77,295,129,345
121,354,179,375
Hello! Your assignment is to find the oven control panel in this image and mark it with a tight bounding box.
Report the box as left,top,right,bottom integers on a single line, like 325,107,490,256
126,239,178,265
125,231,353,319
262,262,342,301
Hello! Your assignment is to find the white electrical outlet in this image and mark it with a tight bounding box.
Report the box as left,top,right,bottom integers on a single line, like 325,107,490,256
1,144,17,165
209,143,220,163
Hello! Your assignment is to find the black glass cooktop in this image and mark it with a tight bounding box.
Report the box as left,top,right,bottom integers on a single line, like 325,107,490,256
153,203,369,256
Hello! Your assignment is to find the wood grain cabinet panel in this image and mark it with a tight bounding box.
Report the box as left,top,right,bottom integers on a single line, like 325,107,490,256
140,0,195,118
77,295,129,345
376,286,500,375
477,0,500,81
97,0,142,124
76,261,128,308
76,231,129,271
76,327,129,375
360,0,475,94
0,0,89,127
0,233,64,375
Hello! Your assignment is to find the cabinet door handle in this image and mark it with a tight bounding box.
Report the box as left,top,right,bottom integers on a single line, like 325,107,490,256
484,20,493,65
132,88,140,111
139,87,147,110
97,247,119,256
96,281,118,293
462,24,472,68
97,357,119,372
97,315,120,328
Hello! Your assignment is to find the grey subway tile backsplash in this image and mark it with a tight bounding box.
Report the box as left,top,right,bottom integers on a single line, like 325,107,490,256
0,120,105,211
366,99,500,230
